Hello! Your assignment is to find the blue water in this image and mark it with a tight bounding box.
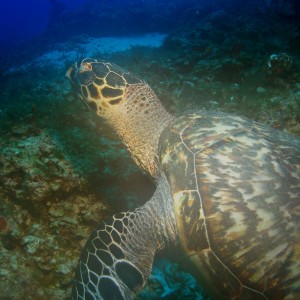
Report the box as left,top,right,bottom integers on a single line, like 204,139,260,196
0,0,87,45
1,0,299,50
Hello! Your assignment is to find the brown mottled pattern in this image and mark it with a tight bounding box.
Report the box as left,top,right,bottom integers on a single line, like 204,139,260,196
159,111,300,300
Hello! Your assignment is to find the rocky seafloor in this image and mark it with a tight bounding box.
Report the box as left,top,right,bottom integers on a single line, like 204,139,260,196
0,7,299,300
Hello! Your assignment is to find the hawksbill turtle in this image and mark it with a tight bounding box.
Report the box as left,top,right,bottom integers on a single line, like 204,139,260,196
66,58,300,300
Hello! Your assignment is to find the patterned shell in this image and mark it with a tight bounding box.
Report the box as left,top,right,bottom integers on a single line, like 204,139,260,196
159,112,300,300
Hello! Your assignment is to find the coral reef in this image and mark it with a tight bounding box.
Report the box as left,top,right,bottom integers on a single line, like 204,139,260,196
0,65,153,299
132,11,300,133
0,1,299,298
0,119,110,299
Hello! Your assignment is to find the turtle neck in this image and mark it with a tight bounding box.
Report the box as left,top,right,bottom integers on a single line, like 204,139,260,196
102,83,174,179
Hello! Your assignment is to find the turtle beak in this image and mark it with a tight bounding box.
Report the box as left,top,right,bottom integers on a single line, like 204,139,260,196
66,63,81,96
65,65,74,82
66,63,90,110
78,94,91,111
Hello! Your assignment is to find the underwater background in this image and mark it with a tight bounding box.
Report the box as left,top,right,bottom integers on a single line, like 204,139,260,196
0,0,299,299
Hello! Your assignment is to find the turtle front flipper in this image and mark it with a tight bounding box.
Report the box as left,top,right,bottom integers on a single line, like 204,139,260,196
72,176,177,300
72,213,145,300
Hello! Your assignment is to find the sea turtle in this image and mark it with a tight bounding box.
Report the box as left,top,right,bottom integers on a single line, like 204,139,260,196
66,58,300,300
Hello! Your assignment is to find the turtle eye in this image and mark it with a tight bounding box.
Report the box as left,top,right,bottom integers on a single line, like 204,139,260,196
79,62,93,73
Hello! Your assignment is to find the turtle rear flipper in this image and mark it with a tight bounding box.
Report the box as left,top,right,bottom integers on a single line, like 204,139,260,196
72,176,177,300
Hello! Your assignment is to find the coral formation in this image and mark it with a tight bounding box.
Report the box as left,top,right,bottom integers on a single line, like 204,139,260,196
0,120,111,299
0,1,299,298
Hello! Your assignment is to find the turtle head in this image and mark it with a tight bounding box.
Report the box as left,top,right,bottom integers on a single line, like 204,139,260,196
66,58,173,178
66,58,146,116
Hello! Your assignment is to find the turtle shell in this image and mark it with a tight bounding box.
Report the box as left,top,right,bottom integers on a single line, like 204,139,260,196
159,111,300,299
